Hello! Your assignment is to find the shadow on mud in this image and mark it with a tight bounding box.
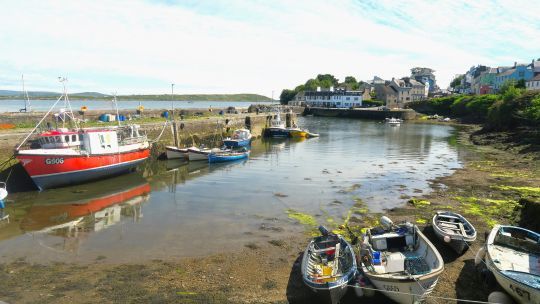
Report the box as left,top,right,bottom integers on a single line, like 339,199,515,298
0,163,37,192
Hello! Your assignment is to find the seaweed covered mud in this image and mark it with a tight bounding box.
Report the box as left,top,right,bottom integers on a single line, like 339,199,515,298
0,121,538,303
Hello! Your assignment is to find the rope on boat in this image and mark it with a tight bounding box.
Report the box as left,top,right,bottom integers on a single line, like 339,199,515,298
346,284,499,304
149,121,169,144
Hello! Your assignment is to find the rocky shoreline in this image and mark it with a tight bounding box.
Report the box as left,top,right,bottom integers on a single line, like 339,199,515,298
0,124,539,303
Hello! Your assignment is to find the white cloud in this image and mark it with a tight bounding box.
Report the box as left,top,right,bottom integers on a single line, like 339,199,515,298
0,0,539,95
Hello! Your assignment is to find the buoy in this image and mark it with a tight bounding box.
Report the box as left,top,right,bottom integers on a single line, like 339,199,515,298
444,235,451,243
475,247,486,266
488,291,515,304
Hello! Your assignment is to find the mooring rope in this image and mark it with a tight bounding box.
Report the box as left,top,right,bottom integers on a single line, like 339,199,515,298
149,121,169,144
346,284,498,304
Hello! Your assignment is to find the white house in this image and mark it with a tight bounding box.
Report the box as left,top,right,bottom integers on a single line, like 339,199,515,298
303,87,363,108
526,74,540,91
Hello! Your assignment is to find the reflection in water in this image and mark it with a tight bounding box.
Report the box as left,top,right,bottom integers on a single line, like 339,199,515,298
22,176,150,254
0,117,463,263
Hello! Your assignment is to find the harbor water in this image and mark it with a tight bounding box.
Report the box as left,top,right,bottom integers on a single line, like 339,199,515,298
0,99,273,113
0,117,462,263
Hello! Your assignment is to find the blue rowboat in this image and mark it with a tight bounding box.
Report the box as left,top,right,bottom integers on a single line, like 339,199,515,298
208,150,250,163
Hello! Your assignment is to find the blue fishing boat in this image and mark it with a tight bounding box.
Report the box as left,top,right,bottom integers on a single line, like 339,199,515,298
223,129,252,148
208,150,250,163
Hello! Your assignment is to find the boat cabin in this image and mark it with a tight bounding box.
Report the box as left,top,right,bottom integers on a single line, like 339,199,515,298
38,129,83,149
37,125,144,154
231,129,250,140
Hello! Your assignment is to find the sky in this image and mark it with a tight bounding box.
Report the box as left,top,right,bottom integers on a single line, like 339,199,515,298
1,0,539,96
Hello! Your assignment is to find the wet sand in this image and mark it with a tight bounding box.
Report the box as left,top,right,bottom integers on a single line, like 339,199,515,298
1,125,539,303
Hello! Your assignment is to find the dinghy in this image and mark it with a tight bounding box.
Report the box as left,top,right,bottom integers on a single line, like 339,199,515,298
187,147,213,161
432,211,476,254
165,146,190,160
359,216,444,304
386,117,402,126
208,150,249,163
301,226,357,304
483,225,540,304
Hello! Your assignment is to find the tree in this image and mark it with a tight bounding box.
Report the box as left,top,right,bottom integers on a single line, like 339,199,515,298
516,78,526,89
499,80,517,95
279,89,296,105
316,74,339,87
450,75,464,89
344,76,360,90
304,78,321,91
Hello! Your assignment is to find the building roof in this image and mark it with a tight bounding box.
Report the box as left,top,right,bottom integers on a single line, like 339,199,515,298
527,74,540,82
497,68,516,77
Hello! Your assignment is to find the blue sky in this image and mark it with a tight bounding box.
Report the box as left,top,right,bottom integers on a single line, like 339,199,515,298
1,0,539,95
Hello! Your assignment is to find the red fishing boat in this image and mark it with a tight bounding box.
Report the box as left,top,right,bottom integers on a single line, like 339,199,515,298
14,78,150,190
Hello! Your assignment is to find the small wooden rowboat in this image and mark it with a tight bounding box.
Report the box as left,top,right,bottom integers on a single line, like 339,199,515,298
359,216,444,304
208,150,249,163
301,226,357,304
432,211,476,254
165,146,189,160
482,225,540,304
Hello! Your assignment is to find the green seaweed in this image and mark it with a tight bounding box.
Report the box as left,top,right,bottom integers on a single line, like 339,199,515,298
491,185,540,197
408,199,431,208
286,209,317,227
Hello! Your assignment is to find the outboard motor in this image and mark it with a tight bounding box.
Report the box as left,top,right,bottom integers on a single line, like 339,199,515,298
318,225,330,236
380,216,394,230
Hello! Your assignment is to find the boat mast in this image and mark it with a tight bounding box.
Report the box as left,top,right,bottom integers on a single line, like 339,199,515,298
58,77,78,130
21,74,31,112
113,92,121,127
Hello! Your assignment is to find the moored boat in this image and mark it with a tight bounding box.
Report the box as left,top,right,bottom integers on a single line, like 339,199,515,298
483,225,540,304
165,146,190,160
301,226,357,304
288,127,309,138
14,82,150,190
223,129,252,148
359,216,444,304
432,211,476,254
386,117,402,125
264,112,289,138
187,146,218,161
208,149,249,163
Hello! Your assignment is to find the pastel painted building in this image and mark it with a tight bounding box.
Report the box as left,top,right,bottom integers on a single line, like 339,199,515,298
493,63,534,91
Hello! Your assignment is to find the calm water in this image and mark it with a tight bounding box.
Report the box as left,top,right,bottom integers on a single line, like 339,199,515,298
0,117,462,263
0,99,273,112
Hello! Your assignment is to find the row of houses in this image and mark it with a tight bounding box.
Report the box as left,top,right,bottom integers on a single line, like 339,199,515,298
455,59,540,94
289,67,436,109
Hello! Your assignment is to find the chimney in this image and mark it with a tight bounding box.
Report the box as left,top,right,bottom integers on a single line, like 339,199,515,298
514,61,517,68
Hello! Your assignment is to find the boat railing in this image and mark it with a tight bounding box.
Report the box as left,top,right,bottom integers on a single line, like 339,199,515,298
119,135,147,146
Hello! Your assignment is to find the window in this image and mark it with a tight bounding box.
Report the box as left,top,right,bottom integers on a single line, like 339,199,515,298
72,135,77,141
354,97,358,101
55,136,60,143
346,97,350,101
65,135,69,142
519,71,524,77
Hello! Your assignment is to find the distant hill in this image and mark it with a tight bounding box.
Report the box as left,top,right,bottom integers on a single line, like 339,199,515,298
0,91,272,101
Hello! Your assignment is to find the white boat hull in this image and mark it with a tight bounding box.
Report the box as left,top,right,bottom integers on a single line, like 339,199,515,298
188,151,209,161
489,268,540,304
367,276,439,304
165,146,188,160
